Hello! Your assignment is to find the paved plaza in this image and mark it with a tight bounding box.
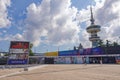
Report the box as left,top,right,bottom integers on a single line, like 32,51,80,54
0,64,120,80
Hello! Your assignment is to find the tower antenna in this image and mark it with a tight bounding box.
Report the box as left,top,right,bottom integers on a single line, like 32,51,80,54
86,6,101,48
90,6,94,25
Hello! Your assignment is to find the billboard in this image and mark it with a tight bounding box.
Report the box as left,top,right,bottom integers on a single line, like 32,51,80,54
84,48,92,55
54,57,89,64
9,49,29,53
54,57,66,64
78,49,84,55
92,47,103,55
58,50,79,56
8,41,30,65
45,51,58,56
10,41,29,49
115,56,120,64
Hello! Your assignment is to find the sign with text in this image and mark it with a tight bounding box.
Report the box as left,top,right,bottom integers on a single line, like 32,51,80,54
8,41,30,65
10,41,29,49
9,49,29,53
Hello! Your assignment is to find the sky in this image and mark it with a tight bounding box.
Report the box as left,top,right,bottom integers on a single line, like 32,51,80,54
0,0,120,53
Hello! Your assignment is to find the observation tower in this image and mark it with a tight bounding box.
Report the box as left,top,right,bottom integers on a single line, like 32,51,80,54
86,7,101,48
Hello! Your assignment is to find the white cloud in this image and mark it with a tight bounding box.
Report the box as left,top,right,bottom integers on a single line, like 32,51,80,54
96,0,120,43
96,0,119,25
75,0,105,48
2,0,118,49
0,0,11,28
76,0,120,47
24,0,80,47
0,33,24,41
24,0,118,48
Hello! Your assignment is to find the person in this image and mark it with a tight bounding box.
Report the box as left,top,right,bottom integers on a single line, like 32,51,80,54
84,58,87,65
93,59,95,64
83,57,87,65
100,59,102,64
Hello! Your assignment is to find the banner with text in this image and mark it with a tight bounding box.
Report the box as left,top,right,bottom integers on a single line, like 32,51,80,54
8,41,30,65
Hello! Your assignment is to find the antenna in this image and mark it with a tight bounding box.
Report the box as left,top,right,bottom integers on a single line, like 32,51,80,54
90,6,95,24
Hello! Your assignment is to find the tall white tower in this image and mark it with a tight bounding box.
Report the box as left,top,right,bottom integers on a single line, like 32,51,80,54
86,7,101,48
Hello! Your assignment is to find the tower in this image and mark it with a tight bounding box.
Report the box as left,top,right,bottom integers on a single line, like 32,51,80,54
86,7,101,48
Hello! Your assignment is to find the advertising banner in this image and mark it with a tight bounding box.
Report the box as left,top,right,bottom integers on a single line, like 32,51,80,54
84,48,92,55
8,59,28,64
45,51,58,56
8,41,30,65
78,49,84,55
9,49,29,53
92,47,103,55
10,41,29,49
58,50,79,56
65,57,71,64
115,56,120,64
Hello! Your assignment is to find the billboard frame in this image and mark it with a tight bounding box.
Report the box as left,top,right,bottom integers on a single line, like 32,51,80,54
7,41,30,65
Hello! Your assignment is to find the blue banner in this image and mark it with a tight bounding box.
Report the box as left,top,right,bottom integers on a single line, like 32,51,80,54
84,48,92,55
92,47,103,55
59,50,79,56
8,59,28,65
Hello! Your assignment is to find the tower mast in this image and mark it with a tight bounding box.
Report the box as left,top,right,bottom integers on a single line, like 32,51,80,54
86,7,101,48
90,6,94,25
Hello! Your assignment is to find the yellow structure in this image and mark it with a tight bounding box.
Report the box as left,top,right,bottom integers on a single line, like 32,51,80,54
45,51,58,56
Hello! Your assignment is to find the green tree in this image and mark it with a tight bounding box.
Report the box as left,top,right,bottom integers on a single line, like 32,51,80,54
4,53,9,56
112,42,119,47
78,43,83,50
106,40,111,47
29,43,34,56
98,39,104,47
73,46,77,50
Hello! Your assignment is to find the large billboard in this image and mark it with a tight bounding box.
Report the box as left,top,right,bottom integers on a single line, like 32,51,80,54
45,51,58,56
115,56,120,64
92,47,104,55
84,48,92,55
58,50,79,56
8,41,30,65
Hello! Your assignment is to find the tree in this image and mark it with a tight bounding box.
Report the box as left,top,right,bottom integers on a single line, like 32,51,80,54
74,46,77,50
29,43,34,56
78,43,83,50
112,42,119,47
106,40,111,47
4,53,9,56
98,39,104,47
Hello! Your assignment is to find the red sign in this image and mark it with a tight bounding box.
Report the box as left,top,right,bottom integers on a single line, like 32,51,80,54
8,41,30,65
10,41,29,49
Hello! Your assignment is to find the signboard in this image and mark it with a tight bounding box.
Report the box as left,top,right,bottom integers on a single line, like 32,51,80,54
79,49,84,55
10,41,29,49
92,47,103,55
9,49,29,53
8,41,30,65
115,56,120,64
58,50,79,56
84,48,92,55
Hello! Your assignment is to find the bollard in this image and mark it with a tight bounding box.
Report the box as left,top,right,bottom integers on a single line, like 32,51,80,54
24,67,29,71
2,66,5,70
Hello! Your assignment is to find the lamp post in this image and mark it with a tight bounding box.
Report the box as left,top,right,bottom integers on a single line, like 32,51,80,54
58,47,59,51
116,37,120,46
118,36,120,45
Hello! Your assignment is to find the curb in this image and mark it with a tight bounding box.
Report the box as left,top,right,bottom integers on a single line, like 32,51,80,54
0,65,47,79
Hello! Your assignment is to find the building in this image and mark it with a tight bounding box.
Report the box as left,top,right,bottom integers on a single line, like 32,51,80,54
86,7,101,48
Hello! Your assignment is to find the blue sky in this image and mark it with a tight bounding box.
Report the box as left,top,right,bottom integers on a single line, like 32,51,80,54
0,0,120,53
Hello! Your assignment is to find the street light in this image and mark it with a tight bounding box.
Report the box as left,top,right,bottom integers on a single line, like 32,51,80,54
58,47,59,51
118,36,120,45
116,37,120,46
